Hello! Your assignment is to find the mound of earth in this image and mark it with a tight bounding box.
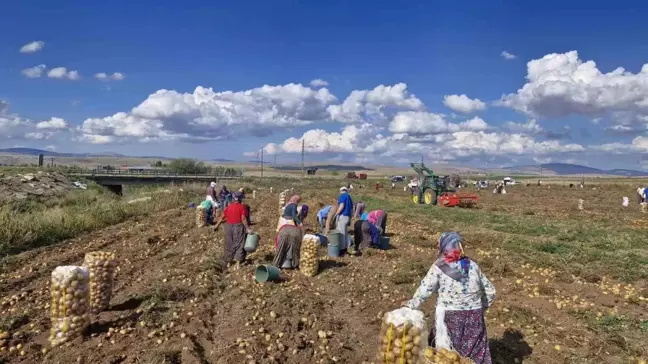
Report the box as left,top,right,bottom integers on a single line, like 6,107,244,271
0,171,75,204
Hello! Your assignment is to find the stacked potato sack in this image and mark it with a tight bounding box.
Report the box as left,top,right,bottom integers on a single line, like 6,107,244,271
196,205,207,227
49,266,91,346
378,308,427,364
83,251,118,314
423,347,474,363
300,234,320,276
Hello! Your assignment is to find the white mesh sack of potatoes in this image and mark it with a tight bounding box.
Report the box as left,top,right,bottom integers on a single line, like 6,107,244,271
49,266,91,346
196,205,207,227
300,234,320,277
378,307,428,364
83,251,118,314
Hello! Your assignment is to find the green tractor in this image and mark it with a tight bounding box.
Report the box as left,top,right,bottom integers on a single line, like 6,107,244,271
410,163,452,205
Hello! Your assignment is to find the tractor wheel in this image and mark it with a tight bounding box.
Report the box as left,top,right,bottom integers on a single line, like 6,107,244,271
413,194,420,204
424,189,437,205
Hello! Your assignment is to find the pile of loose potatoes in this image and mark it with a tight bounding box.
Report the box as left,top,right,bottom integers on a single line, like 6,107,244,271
300,235,319,276
83,251,118,314
423,347,473,364
196,206,207,227
378,319,424,364
50,266,91,346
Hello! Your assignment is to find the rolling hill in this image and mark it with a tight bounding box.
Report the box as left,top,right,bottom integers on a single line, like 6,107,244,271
505,163,648,176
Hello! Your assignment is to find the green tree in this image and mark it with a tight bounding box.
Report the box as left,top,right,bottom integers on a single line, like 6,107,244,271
167,159,208,174
153,160,164,168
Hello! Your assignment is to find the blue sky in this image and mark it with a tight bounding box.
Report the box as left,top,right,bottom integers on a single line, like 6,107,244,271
2,0,648,169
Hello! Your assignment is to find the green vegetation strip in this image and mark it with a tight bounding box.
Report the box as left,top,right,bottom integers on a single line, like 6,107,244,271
358,195,648,282
0,184,201,258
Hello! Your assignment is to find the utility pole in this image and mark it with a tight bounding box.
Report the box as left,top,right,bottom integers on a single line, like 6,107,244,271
261,147,264,178
421,154,424,167
274,153,277,169
301,139,305,177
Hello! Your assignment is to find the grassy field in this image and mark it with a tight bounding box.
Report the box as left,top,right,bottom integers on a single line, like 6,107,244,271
0,176,646,363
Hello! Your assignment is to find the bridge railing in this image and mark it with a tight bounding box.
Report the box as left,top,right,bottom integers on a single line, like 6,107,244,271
70,168,243,178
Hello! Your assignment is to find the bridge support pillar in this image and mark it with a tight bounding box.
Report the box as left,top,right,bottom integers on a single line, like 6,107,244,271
104,184,123,196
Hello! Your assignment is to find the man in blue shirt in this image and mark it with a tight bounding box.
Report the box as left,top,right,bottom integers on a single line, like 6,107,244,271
335,186,353,252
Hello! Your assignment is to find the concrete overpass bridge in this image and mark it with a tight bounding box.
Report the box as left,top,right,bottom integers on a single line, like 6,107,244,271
69,170,242,194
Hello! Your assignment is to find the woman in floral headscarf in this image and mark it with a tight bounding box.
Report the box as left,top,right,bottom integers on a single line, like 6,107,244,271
406,232,496,364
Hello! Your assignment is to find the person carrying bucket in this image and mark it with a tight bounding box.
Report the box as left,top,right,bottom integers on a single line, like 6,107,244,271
335,187,353,252
214,192,250,270
352,218,379,254
404,232,496,364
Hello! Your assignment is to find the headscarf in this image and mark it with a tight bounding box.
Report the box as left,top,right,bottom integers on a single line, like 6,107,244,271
434,232,470,281
298,204,309,220
287,194,301,205
360,212,369,221
210,181,216,188
232,191,244,202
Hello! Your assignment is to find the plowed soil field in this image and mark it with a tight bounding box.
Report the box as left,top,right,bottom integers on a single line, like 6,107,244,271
1,182,647,363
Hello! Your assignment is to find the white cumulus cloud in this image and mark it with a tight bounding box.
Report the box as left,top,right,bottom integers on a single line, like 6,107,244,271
95,72,126,81
443,94,486,114
328,83,424,124
36,117,68,130
22,64,46,78
501,51,517,60
310,79,329,87
20,41,45,54
78,83,338,143
499,51,648,125
503,119,543,135
48,67,80,80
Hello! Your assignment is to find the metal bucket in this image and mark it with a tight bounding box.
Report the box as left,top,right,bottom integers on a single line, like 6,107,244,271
327,231,342,257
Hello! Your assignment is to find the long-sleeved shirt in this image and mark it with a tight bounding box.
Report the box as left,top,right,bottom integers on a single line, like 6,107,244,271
407,261,496,311
367,210,385,225
282,203,301,225
317,206,333,223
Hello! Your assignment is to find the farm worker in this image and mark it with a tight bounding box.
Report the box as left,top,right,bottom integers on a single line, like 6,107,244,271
391,182,396,190
353,201,365,221
637,185,645,204
375,182,380,191
219,185,231,210
335,186,353,251
273,224,303,269
324,205,338,233
352,219,380,253
206,182,219,209
366,209,387,236
281,195,303,226
213,192,250,269
405,232,496,364
317,204,333,232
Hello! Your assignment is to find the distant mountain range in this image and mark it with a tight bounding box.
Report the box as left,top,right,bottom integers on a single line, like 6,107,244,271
505,163,648,176
0,148,176,160
275,164,375,171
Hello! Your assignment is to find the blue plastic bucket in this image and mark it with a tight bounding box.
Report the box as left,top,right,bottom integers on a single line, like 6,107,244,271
327,231,342,257
255,264,281,283
244,233,260,252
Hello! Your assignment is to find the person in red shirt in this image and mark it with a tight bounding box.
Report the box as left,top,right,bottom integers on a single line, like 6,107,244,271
214,192,250,269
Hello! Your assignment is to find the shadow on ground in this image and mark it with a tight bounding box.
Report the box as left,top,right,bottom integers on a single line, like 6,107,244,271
490,329,533,364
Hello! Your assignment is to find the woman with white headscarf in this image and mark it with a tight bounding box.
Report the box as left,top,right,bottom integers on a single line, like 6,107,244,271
406,232,496,364
206,182,219,209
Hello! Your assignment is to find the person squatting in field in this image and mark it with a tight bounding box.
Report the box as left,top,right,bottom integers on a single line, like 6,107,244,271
274,203,310,269
205,182,219,209
362,209,388,236
352,218,380,254
317,203,333,233
213,192,250,269
406,231,496,364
